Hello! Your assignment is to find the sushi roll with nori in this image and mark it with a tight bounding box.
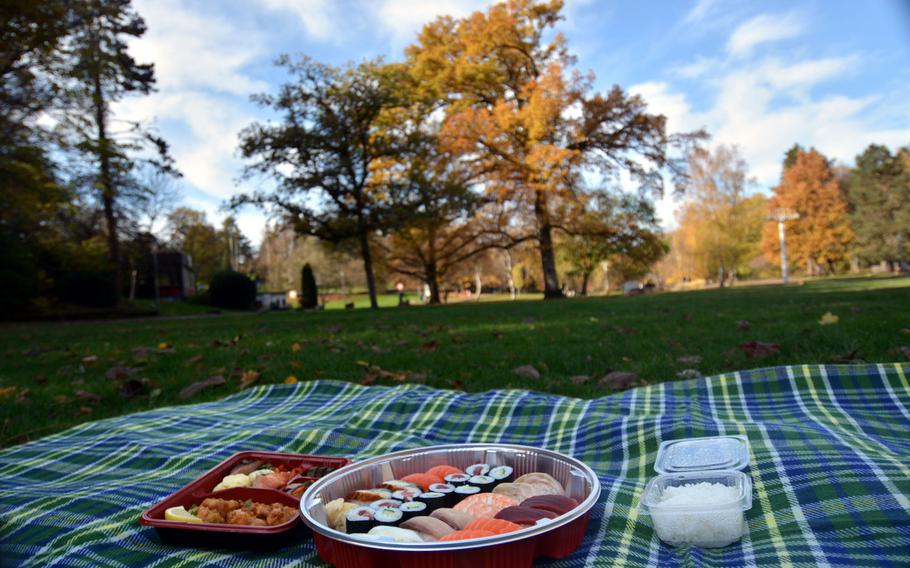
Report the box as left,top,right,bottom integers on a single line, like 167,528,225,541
465,464,490,477
374,506,403,527
392,487,422,502
428,483,456,507
416,491,447,513
468,475,496,492
399,501,427,521
444,473,471,487
370,499,403,510
345,506,376,533
452,484,481,504
488,466,514,486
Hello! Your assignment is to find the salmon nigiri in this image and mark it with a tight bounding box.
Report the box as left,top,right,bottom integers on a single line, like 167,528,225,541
465,518,522,535
439,529,496,541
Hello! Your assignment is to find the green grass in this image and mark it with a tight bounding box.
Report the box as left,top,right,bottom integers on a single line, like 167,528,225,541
1,276,908,448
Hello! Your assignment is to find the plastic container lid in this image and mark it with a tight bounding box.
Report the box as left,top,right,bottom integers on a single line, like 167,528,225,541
654,435,749,474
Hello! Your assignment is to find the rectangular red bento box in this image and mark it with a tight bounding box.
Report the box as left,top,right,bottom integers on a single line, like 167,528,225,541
140,451,350,550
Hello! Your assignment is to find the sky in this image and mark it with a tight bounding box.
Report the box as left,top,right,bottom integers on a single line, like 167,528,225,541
116,0,910,244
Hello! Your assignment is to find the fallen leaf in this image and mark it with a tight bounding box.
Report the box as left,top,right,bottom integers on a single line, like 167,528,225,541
370,344,387,353
818,312,839,325
105,366,137,381
22,346,51,357
291,342,302,353
15,388,30,403
589,316,599,322
54,394,71,404
900,346,910,361
34,373,47,385
676,369,702,379
185,354,204,366
76,406,93,416
239,370,260,390
677,355,702,366
119,378,148,399
831,350,865,364
82,355,98,365
284,375,299,384
179,375,226,399
598,371,639,390
420,341,438,353
158,342,172,350
900,328,910,335
511,365,541,380
569,375,591,385
0,387,17,399
290,361,303,369
448,379,465,390
355,360,370,367
149,388,162,401
738,341,781,359
735,320,751,331
131,346,152,362
75,390,102,403
359,372,376,385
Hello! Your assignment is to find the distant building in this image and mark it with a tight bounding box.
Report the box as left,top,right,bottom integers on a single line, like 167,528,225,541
257,291,291,309
155,251,196,299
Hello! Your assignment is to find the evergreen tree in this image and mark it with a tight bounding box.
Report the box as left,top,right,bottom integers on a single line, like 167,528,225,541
301,263,318,309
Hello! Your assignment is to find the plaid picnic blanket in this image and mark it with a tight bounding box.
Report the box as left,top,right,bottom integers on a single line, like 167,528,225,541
1,363,909,567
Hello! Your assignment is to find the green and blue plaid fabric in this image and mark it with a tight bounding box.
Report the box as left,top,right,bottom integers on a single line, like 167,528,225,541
1,363,908,567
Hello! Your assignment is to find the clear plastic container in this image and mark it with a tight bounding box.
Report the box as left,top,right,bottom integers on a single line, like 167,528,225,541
638,470,752,548
654,435,749,474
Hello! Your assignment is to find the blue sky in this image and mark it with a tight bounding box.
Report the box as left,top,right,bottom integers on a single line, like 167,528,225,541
117,0,910,243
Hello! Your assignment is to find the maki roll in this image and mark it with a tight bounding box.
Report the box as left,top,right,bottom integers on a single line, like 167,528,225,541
428,483,456,507
345,506,376,534
391,487,422,502
416,491,447,513
374,506,403,527
488,466,514,486
399,501,428,522
465,464,490,477
468,475,496,492
370,499,403,510
444,473,471,487
452,484,481,504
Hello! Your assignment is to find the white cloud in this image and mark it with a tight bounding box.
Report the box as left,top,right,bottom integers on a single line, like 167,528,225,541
683,0,719,25
259,0,339,42
727,12,805,57
371,0,490,48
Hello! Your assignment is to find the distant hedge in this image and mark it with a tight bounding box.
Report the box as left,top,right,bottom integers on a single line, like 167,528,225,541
58,270,118,308
209,270,256,310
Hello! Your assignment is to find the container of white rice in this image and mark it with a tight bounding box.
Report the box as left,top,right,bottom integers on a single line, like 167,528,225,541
638,470,752,547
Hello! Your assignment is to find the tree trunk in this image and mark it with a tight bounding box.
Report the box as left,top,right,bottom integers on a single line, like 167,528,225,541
717,263,725,288
503,249,516,300
426,262,441,304
534,191,563,299
357,228,378,309
581,271,591,296
93,69,121,300
474,268,482,302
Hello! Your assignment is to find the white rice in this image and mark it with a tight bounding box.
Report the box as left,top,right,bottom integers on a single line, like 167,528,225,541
649,482,745,548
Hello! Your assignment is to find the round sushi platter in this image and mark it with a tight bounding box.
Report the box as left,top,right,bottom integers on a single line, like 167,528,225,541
299,443,601,568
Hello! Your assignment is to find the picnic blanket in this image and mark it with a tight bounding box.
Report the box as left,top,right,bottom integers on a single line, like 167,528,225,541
1,363,909,567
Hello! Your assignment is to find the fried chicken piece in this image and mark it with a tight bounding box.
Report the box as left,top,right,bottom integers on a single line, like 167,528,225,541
197,498,241,523
266,503,297,526
227,509,266,526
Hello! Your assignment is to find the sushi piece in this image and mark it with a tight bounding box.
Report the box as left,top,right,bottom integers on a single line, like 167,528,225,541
513,473,564,496
465,464,490,477
399,501,428,521
492,482,536,502
468,475,496,492
400,473,444,491
520,495,578,516
428,483,456,506
399,516,455,540
391,488,422,502
430,508,475,530
465,518,522,535
453,493,518,519
369,499,403,510
452,484,481,504
416,491,447,513
373,506,403,527
345,506,376,534
364,526,423,543
325,498,357,532
426,465,464,480
439,529,496,542
488,465,514,486
347,488,392,504
494,506,558,525
379,480,420,492
444,473,471,487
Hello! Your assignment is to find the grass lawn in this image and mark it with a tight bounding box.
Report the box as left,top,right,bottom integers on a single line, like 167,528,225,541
1,275,908,448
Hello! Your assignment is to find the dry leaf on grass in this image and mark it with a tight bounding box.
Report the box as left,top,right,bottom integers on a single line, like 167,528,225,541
511,365,541,380
818,312,839,325
284,375,298,384
239,370,260,390
735,320,751,331
291,342,302,353
900,346,910,361
677,355,702,366
105,366,137,381
598,371,639,390
569,375,591,385
179,375,226,399
676,369,702,379
420,341,438,353
81,355,98,366
739,341,781,359
75,390,102,403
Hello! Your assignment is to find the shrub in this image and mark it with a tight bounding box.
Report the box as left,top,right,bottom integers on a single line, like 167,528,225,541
209,270,256,310
58,270,118,308
301,263,318,309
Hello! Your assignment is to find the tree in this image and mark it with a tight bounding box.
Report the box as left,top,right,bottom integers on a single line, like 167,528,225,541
846,144,910,270
236,57,409,309
406,0,702,299
59,0,177,298
683,145,763,286
164,208,223,286
762,149,854,274
301,263,318,308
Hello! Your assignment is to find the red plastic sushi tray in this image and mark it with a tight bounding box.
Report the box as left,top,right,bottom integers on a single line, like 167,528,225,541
139,450,349,550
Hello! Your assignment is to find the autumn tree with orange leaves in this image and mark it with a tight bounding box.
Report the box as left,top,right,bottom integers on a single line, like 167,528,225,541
761,149,854,275
405,0,702,298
